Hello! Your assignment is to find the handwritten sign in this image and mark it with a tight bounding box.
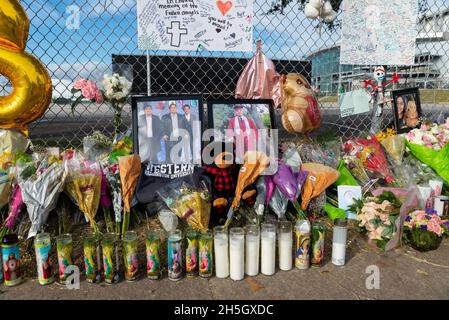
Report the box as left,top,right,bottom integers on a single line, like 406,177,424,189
137,0,253,52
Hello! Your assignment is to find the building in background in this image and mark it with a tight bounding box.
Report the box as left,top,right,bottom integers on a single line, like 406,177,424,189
307,9,449,94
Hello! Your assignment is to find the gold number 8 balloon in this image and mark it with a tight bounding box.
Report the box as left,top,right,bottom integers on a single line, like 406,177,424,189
0,0,52,136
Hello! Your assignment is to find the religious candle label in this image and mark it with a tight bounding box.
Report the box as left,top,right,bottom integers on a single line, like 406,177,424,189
2,245,22,286
35,243,53,285
146,239,161,279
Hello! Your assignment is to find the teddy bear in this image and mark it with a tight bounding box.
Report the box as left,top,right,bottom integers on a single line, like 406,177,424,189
203,141,258,225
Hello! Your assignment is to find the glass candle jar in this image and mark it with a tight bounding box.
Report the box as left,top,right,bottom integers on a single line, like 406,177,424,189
56,233,73,284
168,229,183,281
123,231,139,281
229,227,244,281
199,230,213,278
146,229,162,280
295,219,311,270
213,226,229,279
261,223,276,276
84,233,101,284
34,233,54,285
185,229,199,277
332,219,348,266
245,224,260,276
2,234,22,286
102,232,118,284
311,221,326,267
278,221,292,271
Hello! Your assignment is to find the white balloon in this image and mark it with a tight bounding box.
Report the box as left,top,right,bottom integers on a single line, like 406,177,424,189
323,10,337,23
309,0,322,9
322,1,333,15
304,3,320,19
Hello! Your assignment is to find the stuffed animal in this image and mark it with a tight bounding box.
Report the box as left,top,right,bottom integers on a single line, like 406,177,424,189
280,73,322,134
203,142,237,223
203,143,258,224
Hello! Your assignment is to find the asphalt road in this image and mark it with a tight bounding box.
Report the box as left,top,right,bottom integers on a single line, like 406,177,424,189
28,103,449,144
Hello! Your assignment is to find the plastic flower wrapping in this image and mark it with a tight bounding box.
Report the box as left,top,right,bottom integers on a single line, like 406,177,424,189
118,155,141,234
343,135,394,184
157,181,211,232
351,191,402,250
64,151,102,233
83,131,112,161
17,151,66,238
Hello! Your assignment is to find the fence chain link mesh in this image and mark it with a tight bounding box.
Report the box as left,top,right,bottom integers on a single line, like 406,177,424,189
3,0,447,148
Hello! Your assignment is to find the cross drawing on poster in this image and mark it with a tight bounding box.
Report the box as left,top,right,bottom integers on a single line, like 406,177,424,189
137,0,253,52
167,21,188,47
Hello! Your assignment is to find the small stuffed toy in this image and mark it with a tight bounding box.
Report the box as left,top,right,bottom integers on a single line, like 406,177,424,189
203,142,237,223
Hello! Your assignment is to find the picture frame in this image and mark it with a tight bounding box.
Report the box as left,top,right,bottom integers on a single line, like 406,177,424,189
131,95,204,164
206,99,277,163
391,87,422,133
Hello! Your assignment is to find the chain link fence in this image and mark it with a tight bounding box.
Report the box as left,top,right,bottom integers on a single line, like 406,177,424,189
3,0,447,148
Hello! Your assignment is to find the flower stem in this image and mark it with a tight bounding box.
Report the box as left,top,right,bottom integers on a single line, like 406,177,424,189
292,200,308,221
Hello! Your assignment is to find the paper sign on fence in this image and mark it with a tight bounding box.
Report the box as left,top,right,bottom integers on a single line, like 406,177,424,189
137,0,253,52
339,89,371,118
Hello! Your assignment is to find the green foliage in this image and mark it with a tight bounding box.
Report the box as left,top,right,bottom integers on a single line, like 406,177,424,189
376,191,401,208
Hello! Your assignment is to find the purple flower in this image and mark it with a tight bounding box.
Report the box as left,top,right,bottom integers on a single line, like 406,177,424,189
405,216,412,222
420,225,427,230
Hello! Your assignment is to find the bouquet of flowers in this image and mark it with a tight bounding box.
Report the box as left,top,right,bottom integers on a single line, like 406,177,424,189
404,210,449,252
157,181,211,232
351,191,401,250
103,163,122,235
404,119,449,184
71,74,132,136
71,79,103,114
265,162,308,220
343,135,394,184
83,131,112,160
118,155,141,235
64,151,102,234
19,155,66,238
405,119,449,151
102,74,132,136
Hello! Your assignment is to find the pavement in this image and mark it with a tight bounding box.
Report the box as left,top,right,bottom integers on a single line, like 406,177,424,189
1,229,448,300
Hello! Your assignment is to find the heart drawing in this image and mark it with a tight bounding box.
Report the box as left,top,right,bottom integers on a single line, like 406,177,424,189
216,0,233,16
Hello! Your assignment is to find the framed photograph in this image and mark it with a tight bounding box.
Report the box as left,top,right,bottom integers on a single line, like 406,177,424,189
207,99,276,161
392,88,422,133
132,95,203,164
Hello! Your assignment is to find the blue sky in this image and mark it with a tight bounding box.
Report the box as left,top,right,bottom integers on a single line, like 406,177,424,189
16,0,449,85
20,0,342,83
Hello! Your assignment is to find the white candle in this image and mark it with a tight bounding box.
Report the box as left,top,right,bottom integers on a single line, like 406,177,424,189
245,234,260,276
229,228,244,281
261,223,276,275
214,233,229,278
332,219,348,266
278,232,292,271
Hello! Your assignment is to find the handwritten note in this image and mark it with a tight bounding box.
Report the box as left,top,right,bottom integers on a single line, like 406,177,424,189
137,0,253,52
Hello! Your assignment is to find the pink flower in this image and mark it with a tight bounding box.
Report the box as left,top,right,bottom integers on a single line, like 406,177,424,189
427,219,442,236
415,211,426,222
421,123,428,131
73,78,87,90
95,90,104,103
365,223,375,232
379,213,389,222
81,80,99,100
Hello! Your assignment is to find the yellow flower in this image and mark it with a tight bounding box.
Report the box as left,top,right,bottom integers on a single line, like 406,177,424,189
376,131,386,142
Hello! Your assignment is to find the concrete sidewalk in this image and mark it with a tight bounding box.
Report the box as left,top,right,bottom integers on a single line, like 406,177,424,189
1,231,448,300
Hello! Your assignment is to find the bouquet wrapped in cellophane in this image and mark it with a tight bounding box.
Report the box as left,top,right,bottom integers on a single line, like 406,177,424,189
64,150,102,234
157,181,211,232
17,149,66,238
